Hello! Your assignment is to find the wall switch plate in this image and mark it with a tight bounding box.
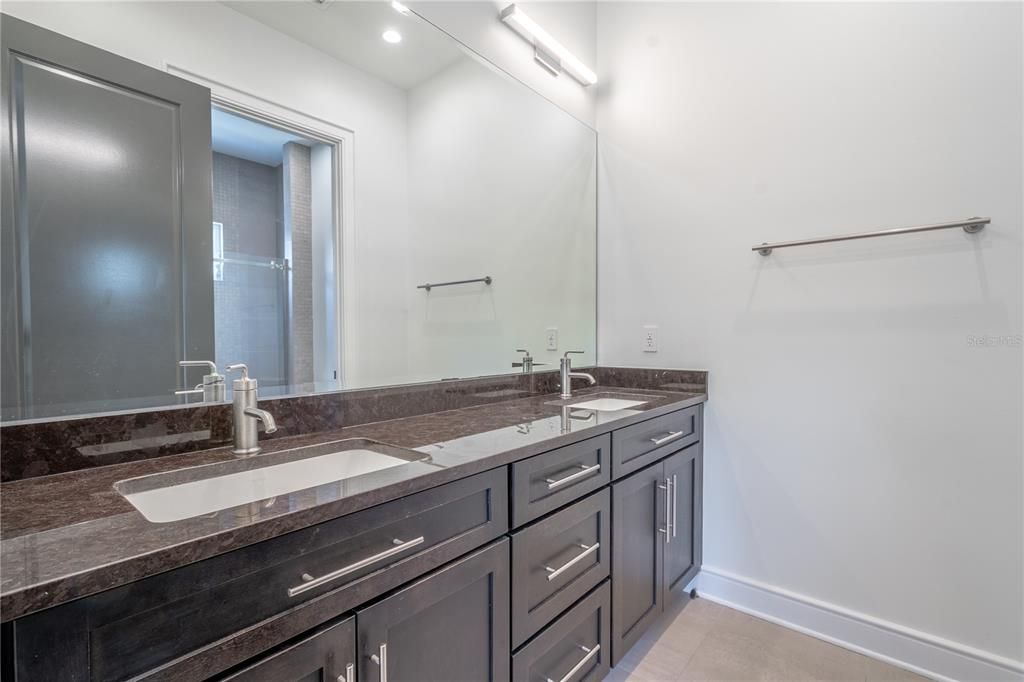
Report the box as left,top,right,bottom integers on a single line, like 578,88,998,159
546,327,559,351
643,325,658,352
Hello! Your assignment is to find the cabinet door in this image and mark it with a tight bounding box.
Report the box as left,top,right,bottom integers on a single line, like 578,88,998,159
357,540,510,682
219,617,356,682
610,463,665,666
663,444,702,609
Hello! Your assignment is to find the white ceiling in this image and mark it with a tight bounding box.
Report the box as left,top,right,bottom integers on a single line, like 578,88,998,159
223,1,466,90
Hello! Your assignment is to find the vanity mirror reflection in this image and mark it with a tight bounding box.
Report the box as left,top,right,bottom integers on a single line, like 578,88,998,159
0,1,597,423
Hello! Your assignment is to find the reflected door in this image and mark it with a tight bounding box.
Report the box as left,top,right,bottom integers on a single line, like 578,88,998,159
0,15,213,420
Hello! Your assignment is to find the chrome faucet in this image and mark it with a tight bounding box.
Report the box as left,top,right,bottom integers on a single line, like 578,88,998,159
226,364,277,456
559,351,596,399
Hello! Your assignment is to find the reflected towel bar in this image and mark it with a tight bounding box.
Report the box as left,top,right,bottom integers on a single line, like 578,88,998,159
417,276,492,291
753,217,989,256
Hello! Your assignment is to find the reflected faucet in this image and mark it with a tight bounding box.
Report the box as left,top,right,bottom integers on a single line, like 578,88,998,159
226,364,278,456
174,360,226,403
560,405,596,433
513,348,548,374
559,351,596,399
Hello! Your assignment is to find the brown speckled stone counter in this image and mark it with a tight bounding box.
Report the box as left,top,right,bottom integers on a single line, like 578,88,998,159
1,372,706,622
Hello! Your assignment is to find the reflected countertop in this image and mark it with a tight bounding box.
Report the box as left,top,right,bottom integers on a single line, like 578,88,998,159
0,385,705,622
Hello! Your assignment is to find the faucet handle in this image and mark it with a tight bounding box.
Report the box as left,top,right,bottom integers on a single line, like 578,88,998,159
226,363,257,391
563,350,585,358
180,360,218,373
226,363,248,379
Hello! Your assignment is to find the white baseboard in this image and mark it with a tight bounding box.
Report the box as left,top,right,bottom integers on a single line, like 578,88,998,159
694,567,1024,682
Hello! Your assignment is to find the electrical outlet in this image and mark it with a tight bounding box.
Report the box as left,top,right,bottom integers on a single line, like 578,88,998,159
546,327,559,351
642,325,658,352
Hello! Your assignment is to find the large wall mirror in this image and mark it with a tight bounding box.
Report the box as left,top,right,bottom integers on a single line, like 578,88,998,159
0,1,597,422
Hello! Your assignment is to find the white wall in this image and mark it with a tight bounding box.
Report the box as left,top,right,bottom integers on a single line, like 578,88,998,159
405,57,597,380
410,1,598,127
596,0,1023,672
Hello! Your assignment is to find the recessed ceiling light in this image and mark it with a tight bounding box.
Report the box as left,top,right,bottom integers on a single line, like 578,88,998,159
391,1,410,15
382,29,402,44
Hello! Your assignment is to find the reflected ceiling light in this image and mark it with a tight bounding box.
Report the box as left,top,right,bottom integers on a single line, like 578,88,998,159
382,29,402,44
500,4,597,86
391,1,410,15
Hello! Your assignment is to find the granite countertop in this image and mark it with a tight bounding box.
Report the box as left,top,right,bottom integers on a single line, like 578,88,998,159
0,385,706,622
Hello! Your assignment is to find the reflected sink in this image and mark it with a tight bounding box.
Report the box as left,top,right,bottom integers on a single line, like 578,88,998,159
569,398,647,411
115,439,429,523
546,392,652,411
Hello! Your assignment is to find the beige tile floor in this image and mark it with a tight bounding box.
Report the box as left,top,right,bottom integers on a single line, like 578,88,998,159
605,597,930,682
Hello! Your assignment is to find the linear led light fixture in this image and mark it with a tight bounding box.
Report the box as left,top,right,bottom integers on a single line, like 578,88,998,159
500,4,597,86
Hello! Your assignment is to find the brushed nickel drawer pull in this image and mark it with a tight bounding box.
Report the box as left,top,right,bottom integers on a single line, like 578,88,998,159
544,542,600,581
650,430,684,446
338,662,355,682
288,536,425,597
545,463,601,490
546,644,601,682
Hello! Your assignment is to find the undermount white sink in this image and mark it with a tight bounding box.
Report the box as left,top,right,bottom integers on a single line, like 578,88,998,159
567,397,648,411
117,443,417,523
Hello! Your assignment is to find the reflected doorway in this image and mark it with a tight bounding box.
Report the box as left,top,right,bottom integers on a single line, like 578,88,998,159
210,106,340,396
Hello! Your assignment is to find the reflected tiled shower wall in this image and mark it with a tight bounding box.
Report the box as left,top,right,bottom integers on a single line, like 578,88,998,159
212,152,286,387
211,147,316,392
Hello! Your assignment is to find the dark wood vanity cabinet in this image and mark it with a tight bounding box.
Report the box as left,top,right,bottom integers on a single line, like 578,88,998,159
610,442,703,665
609,457,665,665
506,404,704,673
218,617,356,682
2,402,703,681
663,443,703,609
3,469,508,681
357,540,510,682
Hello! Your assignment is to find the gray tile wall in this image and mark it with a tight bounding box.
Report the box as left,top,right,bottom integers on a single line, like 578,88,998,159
211,152,287,386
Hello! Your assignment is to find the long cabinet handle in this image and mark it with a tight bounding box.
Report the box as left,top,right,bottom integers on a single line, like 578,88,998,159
288,536,425,597
337,662,355,682
544,542,600,581
658,481,671,544
650,430,684,446
546,644,601,682
545,463,601,490
371,643,387,682
672,473,678,538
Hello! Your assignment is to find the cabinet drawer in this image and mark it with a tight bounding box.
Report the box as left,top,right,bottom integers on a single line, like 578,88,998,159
11,468,508,682
511,433,611,527
612,405,701,479
511,489,610,648
512,581,611,682
217,616,355,682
